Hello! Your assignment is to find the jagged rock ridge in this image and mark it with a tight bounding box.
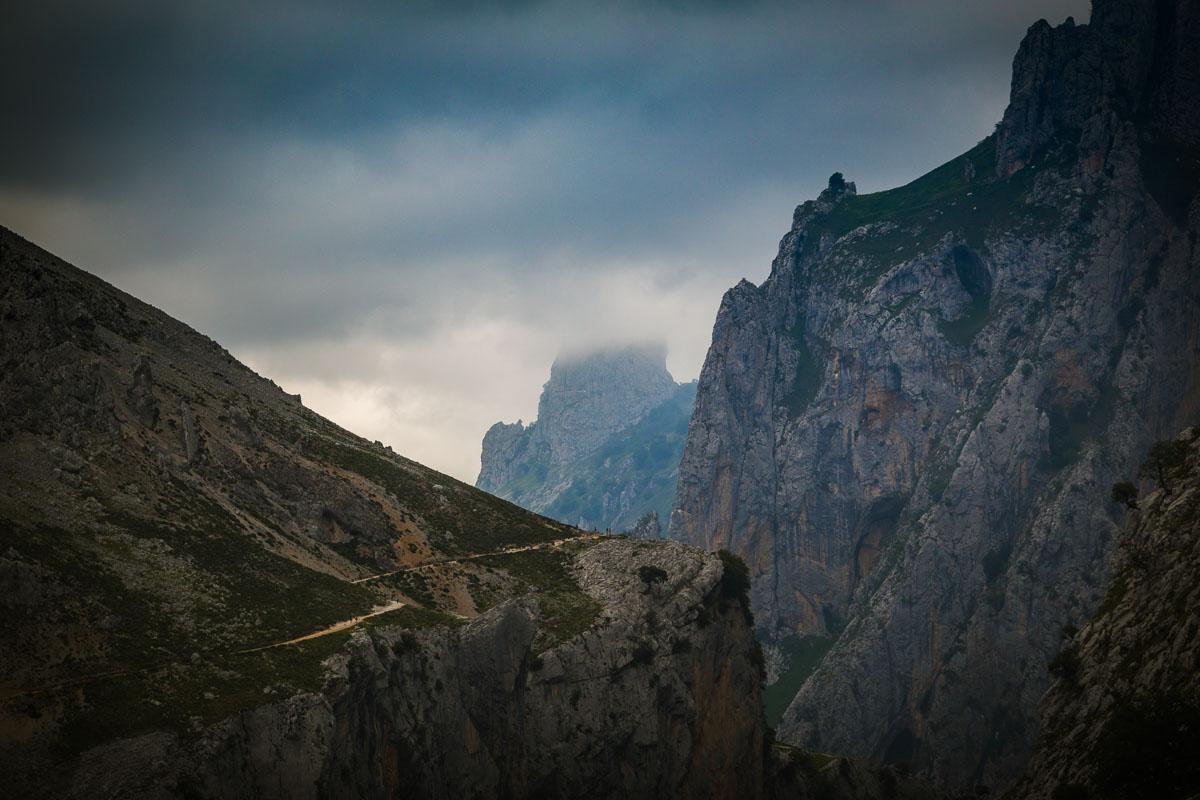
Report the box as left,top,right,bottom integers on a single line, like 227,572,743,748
671,0,1200,790
478,344,695,532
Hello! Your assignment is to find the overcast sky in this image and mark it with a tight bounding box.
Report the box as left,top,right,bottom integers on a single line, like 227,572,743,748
1,0,1088,482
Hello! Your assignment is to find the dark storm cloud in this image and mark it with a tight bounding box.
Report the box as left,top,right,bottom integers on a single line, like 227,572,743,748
0,0,1090,478
4,1,1086,190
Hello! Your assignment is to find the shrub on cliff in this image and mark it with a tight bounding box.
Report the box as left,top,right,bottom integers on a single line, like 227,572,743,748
716,549,755,627
1111,481,1139,509
638,564,668,587
1049,646,1081,688
717,549,751,603
1139,440,1189,494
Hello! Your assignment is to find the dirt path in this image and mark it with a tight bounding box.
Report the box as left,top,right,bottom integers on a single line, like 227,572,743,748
350,532,604,584
238,600,408,652
2,602,410,702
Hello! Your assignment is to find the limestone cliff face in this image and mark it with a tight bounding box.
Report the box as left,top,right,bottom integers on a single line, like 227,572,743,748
477,345,693,532
1015,430,1200,800
49,540,767,800
671,0,1200,789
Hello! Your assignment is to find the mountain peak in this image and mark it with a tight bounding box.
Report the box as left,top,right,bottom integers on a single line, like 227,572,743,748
996,0,1199,176
533,342,678,465
478,341,679,491
477,342,692,532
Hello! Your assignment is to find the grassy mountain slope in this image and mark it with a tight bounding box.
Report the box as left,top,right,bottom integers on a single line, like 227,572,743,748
0,225,600,771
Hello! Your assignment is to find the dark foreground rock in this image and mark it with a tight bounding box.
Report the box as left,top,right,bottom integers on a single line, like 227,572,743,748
1014,430,1200,800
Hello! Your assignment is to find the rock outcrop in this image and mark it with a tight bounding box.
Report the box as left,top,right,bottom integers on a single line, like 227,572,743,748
478,345,695,532
1014,430,1200,800
671,0,1200,789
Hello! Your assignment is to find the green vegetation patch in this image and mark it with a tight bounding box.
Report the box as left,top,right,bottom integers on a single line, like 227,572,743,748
5,494,377,680
100,489,377,653
938,296,991,347
763,635,835,728
500,449,552,500
781,315,826,418
382,569,437,608
365,605,465,631
796,135,1061,295
54,632,350,755
48,602,461,756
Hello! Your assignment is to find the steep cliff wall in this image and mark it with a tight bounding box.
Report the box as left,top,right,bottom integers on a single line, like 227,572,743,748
671,0,1200,788
478,346,693,532
1015,430,1200,800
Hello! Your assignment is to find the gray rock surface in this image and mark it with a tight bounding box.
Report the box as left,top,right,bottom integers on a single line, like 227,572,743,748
671,0,1200,789
477,344,693,531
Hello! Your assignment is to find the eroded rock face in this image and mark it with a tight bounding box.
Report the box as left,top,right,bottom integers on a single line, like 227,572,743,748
477,345,694,532
1015,431,1200,800
671,0,1200,789
52,541,767,800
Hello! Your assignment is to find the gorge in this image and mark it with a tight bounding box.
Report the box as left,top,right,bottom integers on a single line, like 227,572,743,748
2,0,1199,797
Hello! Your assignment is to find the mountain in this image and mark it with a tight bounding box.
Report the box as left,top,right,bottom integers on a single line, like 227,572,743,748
1015,429,1200,799
671,0,1200,790
477,344,695,533
0,227,767,798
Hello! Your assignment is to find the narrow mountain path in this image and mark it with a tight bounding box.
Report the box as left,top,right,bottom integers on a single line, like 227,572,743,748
1,532,605,702
237,600,407,652
350,532,604,584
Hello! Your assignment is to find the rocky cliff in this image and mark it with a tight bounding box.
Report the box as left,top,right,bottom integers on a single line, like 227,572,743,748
671,0,1200,789
1014,430,1200,800
477,345,695,532
0,227,767,799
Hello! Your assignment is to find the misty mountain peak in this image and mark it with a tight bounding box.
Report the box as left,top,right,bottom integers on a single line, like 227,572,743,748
477,342,693,532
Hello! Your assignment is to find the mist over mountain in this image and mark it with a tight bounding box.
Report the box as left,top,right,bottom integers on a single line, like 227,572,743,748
478,344,695,534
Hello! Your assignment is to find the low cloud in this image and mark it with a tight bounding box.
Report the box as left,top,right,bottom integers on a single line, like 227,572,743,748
1,0,1088,481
